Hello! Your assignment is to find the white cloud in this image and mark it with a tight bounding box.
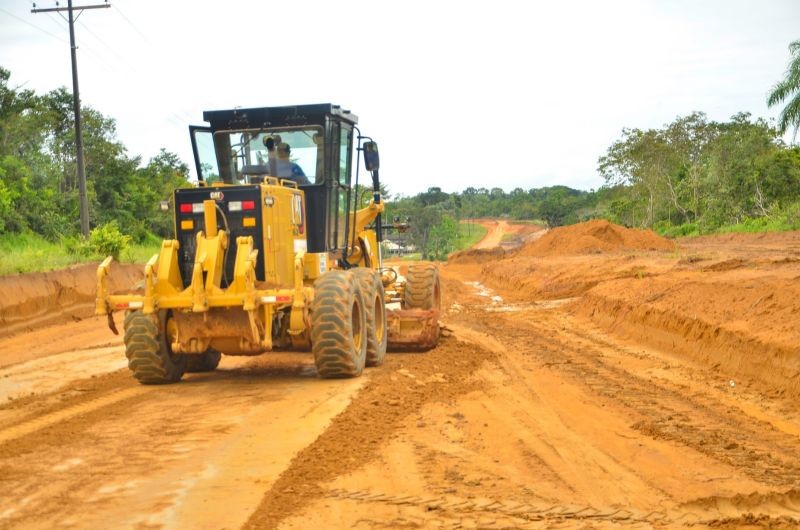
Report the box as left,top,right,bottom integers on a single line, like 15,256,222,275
1,0,798,195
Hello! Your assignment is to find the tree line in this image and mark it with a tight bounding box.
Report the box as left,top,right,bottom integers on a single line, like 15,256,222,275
384,110,800,257
2,36,800,263
598,112,800,235
0,66,187,243
387,39,800,252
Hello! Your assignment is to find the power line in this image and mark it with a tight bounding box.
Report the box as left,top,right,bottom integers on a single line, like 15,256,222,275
75,19,136,72
7,2,197,172
39,1,203,164
41,13,123,77
93,2,204,130
38,9,72,39
0,5,67,43
32,0,111,237
112,3,150,44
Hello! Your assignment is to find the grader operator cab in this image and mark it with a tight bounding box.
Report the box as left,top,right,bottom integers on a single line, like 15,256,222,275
95,104,441,384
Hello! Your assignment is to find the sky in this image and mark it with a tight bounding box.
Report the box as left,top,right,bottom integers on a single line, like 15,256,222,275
0,0,798,197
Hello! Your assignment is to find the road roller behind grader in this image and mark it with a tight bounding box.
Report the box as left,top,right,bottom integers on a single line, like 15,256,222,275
95,104,440,384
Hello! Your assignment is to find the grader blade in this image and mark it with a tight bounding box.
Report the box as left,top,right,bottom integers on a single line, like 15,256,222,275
386,308,440,350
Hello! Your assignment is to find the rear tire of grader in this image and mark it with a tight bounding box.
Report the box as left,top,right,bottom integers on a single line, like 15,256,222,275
352,268,388,367
185,348,221,372
123,310,187,384
402,263,441,311
311,270,368,378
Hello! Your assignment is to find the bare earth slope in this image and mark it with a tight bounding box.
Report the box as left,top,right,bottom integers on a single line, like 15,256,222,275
0,262,142,341
0,223,799,529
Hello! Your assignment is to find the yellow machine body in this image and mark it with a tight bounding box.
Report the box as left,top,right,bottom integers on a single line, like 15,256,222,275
96,177,392,356
95,104,440,384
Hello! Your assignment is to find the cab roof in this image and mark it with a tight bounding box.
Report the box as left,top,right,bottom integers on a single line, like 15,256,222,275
202,103,358,132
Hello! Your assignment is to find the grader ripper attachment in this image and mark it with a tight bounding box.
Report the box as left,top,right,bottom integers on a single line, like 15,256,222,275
95,104,440,384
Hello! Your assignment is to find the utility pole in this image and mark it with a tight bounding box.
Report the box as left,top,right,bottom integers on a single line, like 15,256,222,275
32,1,110,237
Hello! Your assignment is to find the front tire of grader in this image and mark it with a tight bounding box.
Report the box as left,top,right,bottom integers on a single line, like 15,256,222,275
352,268,388,367
185,348,222,372
123,310,187,384
310,270,368,378
402,263,442,311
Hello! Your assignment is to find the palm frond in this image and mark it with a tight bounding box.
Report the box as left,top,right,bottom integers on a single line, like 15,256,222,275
777,91,800,137
768,79,794,106
767,40,800,117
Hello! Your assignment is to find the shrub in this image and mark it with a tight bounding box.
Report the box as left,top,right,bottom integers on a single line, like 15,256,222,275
653,221,699,238
62,234,93,257
88,221,131,260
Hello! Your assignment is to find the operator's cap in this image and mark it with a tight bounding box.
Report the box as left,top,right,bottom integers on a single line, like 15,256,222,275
263,134,282,150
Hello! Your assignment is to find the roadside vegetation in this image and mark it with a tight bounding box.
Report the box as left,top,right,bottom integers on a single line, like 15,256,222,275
0,230,160,275
385,41,800,256
1,39,799,270
457,222,488,250
0,66,188,274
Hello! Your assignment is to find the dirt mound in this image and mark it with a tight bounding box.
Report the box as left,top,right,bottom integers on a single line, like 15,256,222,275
571,267,800,398
448,246,508,265
0,262,142,339
517,219,675,256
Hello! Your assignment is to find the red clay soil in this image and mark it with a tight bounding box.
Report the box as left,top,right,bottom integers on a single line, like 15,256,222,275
0,262,142,339
446,219,800,399
517,218,676,256
451,219,678,299
450,220,543,264
1,220,800,528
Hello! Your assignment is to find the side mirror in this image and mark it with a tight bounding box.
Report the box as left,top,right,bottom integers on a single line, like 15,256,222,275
363,141,380,171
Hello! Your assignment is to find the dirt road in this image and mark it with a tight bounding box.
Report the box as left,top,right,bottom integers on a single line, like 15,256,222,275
472,220,511,249
1,223,799,529
471,219,543,250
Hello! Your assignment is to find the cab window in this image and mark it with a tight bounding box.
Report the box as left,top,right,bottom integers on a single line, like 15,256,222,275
338,126,352,185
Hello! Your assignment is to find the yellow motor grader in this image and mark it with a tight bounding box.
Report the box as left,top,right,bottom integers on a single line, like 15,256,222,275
95,104,440,384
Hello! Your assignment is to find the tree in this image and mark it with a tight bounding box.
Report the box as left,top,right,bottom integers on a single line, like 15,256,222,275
598,127,674,226
597,111,800,233
537,187,584,227
767,39,800,140
426,214,458,260
0,67,196,242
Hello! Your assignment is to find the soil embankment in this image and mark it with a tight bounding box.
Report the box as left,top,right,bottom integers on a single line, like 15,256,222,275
449,220,800,399
1,221,799,528
0,262,142,340
450,219,543,263
516,218,676,256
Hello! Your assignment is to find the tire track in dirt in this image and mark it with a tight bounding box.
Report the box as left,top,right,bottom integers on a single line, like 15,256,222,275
323,487,800,529
0,386,145,445
455,299,800,490
0,369,137,454
0,345,126,402
268,288,800,529
0,355,369,529
242,336,498,530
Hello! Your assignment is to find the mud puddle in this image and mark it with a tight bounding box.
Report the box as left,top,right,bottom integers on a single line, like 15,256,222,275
463,280,577,313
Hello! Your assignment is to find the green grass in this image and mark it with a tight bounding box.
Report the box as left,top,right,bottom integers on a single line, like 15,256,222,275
716,215,800,235
456,222,488,250
510,219,546,225
653,222,701,238
0,232,159,276
654,211,800,240
122,244,161,265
